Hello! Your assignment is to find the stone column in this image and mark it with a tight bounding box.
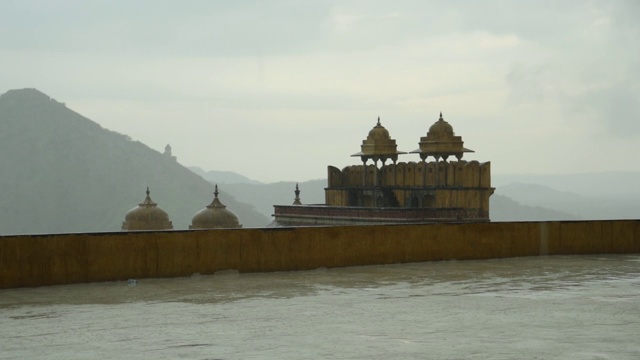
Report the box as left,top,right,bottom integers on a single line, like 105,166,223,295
362,158,367,187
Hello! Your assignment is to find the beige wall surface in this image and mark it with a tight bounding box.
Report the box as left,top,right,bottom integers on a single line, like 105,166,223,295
1,220,639,289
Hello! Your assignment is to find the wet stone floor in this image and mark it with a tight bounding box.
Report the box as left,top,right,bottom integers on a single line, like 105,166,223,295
1,255,639,359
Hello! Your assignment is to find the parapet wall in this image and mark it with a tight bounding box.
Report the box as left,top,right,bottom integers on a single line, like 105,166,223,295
328,160,491,188
1,220,639,289
272,205,477,225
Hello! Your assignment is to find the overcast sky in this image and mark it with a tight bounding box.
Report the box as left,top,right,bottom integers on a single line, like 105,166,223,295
1,0,638,183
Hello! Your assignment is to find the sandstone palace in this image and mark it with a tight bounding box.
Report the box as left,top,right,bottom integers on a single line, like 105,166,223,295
272,113,494,226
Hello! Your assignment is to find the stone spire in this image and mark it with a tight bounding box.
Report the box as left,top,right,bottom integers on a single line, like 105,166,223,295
139,186,156,207
293,183,302,205
208,184,224,208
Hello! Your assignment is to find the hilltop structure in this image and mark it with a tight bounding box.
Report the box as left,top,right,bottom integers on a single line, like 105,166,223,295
121,188,173,231
190,185,242,229
164,144,177,161
272,113,494,226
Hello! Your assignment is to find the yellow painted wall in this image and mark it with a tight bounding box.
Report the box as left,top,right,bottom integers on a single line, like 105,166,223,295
1,220,639,289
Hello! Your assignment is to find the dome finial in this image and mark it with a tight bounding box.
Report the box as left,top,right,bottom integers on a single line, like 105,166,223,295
140,186,157,207
439,112,443,121
377,116,381,126
207,184,226,209
293,183,302,205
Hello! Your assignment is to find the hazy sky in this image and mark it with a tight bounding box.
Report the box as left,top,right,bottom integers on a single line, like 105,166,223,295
2,0,639,183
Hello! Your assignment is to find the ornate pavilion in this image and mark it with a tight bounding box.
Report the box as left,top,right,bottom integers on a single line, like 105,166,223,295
272,113,494,226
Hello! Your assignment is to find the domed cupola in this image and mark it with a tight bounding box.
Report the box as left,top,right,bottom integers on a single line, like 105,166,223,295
427,113,454,137
190,185,242,229
121,187,173,231
351,117,406,163
411,112,474,161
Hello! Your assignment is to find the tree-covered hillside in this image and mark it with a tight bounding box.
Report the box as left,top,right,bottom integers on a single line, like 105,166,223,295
0,88,268,235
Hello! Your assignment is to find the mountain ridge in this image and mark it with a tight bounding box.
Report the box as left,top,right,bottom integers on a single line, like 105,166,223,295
493,172,640,199
0,88,269,235
187,166,263,185
2,87,635,235
193,174,586,222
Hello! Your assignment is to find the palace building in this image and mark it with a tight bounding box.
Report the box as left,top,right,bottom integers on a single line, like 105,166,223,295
272,113,494,226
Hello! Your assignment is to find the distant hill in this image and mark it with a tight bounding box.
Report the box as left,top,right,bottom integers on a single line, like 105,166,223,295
222,179,326,218
0,88,269,235
197,174,579,223
489,194,580,222
493,172,640,200
496,183,584,212
187,166,262,185
495,182,640,220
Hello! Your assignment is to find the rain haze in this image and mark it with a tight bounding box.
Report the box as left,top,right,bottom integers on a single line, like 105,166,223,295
1,0,639,183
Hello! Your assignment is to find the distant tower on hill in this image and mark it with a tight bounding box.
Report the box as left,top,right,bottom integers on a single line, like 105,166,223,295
190,185,242,229
121,187,173,231
164,144,177,161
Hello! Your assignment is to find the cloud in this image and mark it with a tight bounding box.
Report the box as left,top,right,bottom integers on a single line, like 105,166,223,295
579,75,640,137
2,0,639,181
503,0,640,137
0,0,331,57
